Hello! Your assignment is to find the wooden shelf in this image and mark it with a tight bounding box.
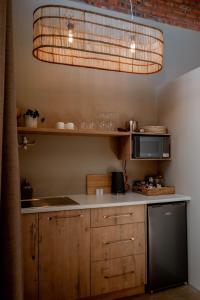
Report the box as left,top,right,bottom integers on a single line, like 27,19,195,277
131,132,170,136
131,158,171,161
17,127,170,138
18,127,172,161
17,127,131,137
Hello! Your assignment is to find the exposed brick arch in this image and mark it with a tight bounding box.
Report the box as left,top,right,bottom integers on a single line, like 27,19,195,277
78,0,200,31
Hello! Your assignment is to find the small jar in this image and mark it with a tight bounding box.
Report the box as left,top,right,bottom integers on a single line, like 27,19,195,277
25,116,38,128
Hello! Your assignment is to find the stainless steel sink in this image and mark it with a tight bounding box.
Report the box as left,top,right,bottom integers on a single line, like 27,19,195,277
21,196,79,208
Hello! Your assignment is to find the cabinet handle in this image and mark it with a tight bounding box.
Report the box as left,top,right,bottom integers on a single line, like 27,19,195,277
103,237,135,245
103,212,134,219
48,214,84,221
104,270,135,279
31,223,37,260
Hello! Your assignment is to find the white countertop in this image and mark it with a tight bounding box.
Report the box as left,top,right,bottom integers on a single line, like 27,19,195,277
21,192,191,214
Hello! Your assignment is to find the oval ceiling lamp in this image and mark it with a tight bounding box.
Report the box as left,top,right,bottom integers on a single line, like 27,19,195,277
33,4,164,74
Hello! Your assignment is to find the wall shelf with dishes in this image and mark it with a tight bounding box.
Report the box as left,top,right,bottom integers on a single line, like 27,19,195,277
17,111,171,162
17,127,172,161
17,127,130,137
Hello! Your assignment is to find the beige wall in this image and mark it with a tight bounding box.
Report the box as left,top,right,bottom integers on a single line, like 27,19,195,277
18,79,158,196
19,135,157,197
157,67,200,290
17,68,158,196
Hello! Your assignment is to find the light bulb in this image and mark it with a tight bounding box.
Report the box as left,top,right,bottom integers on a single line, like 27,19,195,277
130,40,136,53
68,30,73,44
67,20,74,44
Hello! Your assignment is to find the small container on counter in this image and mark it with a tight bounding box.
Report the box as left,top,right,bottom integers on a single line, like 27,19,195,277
96,188,104,196
21,178,33,200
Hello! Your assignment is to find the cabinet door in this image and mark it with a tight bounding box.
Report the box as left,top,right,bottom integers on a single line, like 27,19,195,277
22,213,38,300
39,209,90,300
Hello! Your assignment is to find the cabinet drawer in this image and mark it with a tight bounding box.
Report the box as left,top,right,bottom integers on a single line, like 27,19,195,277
91,223,145,261
91,205,145,227
91,254,145,296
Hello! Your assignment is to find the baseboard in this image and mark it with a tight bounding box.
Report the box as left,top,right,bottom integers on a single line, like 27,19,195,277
83,285,145,300
188,284,200,293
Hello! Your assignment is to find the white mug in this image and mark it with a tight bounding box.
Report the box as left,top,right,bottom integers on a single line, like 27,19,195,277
56,122,64,129
65,122,75,130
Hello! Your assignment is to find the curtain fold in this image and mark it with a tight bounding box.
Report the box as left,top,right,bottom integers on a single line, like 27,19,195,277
0,0,23,299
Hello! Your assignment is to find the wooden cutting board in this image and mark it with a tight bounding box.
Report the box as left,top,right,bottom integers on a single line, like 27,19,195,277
87,174,112,195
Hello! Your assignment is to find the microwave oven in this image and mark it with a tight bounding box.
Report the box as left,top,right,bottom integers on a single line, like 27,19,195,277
133,135,170,159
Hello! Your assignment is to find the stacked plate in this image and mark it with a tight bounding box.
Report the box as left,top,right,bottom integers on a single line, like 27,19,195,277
143,126,168,134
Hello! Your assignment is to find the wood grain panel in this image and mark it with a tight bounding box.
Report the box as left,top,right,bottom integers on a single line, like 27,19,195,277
17,127,130,137
91,254,145,296
118,135,131,160
87,174,112,195
91,205,145,227
91,223,145,261
22,213,39,300
38,209,90,300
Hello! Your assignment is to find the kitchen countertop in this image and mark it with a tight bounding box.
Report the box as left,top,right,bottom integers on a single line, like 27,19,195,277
21,192,191,214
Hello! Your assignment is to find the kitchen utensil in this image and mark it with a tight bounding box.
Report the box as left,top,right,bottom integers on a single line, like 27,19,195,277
21,178,33,199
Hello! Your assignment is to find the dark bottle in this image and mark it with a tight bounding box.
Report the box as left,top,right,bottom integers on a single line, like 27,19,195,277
21,178,33,200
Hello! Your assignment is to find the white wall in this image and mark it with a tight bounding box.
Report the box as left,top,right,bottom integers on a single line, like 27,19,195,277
157,67,200,290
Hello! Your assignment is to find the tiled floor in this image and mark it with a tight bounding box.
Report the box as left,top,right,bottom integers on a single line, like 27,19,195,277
124,286,200,300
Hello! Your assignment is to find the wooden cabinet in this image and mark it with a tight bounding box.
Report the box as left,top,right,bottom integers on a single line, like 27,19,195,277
22,213,39,300
22,205,146,299
91,205,146,296
38,209,90,300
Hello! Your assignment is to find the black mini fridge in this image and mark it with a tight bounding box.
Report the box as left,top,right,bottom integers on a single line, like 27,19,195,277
147,202,188,293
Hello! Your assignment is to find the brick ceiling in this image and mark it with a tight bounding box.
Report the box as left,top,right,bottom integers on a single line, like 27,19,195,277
78,0,200,31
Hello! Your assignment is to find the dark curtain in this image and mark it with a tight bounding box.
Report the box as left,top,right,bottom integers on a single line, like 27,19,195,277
0,0,23,299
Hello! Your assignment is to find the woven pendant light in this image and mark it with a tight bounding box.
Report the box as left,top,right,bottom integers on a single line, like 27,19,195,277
33,5,164,74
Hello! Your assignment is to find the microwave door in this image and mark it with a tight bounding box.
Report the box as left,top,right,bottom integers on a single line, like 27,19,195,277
163,137,170,158
139,136,163,158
